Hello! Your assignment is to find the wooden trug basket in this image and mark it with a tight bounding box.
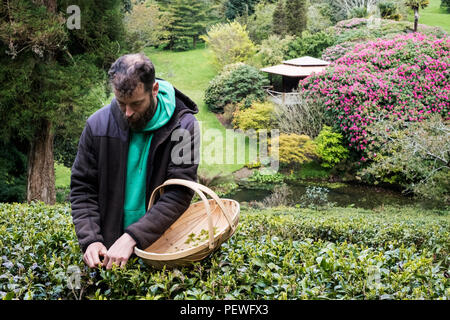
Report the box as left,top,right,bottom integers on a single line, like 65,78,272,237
134,179,240,269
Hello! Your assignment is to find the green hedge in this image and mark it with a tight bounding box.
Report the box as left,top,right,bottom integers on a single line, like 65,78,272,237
0,202,448,300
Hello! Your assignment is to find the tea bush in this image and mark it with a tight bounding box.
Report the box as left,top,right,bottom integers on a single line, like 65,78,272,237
0,202,448,300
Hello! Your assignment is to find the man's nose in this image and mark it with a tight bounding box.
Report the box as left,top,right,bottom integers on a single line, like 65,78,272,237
125,106,134,118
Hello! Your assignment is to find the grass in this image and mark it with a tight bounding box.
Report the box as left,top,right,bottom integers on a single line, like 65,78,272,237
54,162,71,188
407,0,450,33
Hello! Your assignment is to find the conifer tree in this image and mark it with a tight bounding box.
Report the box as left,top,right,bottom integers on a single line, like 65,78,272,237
157,0,209,50
225,0,258,20
0,0,126,204
285,0,307,37
272,0,287,36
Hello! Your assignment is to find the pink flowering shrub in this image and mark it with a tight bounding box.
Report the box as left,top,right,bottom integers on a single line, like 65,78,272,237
335,18,368,30
301,33,450,162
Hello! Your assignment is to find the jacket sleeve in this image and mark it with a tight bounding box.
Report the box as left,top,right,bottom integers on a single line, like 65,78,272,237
69,122,103,253
124,115,200,250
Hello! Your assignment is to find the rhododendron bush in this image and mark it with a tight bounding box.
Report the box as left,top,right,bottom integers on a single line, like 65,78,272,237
301,33,450,163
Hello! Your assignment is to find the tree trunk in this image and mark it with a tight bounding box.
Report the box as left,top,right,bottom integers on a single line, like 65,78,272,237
27,119,56,204
414,8,419,32
25,0,58,205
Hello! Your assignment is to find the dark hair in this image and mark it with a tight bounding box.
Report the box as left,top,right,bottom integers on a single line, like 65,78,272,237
108,53,155,97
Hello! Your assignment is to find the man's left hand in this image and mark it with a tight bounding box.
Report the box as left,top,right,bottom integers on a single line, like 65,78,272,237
103,233,137,269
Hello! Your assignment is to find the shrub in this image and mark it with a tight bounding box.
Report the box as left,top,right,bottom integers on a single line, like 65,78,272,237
260,184,293,207
297,186,335,210
273,92,325,138
378,1,402,20
285,30,337,60
359,116,450,204
307,3,334,33
301,33,450,163
332,17,447,45
247,170,286,185
204,63,269,113
321,41,359,63
349,6,368,18
232,100,276,132
246,1,276,44
255,35,294,67
271,134,318,169
201,21,256,68
0,202,448,300
315,126,349,169
442,0,450,12
123,1,171,50
0,142,27,203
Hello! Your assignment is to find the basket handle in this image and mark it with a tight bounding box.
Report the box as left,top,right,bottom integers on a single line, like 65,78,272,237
147,179,236,249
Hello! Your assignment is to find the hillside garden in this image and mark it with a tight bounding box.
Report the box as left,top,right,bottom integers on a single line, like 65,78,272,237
0,0,449,300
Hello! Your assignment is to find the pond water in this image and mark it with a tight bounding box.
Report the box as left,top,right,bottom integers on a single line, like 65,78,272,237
225,180,443,210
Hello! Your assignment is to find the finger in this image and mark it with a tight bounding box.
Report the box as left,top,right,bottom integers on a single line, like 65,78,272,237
120,259,127,269
91,251,101,267
85,252,94,268
106,256,115,270
83,252,89,266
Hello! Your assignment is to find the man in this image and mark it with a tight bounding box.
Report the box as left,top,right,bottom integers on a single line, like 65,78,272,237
70,53,199,269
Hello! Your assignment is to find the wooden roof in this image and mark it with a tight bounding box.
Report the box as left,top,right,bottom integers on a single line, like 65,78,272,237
282,56,330,66
260,56,329,78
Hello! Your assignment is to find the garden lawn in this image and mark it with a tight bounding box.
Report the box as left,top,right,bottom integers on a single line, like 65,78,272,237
408,0,450,33
1,202,448,300
54,162,71,189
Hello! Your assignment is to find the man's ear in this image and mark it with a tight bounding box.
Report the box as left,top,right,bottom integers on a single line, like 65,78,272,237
152,81,159,98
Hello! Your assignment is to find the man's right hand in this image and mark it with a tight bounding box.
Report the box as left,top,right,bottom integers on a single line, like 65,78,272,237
83,242,107,268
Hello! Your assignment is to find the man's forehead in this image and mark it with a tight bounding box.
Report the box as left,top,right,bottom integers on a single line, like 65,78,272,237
115,82,145,99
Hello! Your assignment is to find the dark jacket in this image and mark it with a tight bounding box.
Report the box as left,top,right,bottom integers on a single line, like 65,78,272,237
70,85,200,252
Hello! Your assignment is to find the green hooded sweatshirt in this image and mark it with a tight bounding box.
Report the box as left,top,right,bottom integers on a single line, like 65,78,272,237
123,80,176,229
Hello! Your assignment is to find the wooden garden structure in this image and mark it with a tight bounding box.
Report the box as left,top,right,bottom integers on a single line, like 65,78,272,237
260,56,330,105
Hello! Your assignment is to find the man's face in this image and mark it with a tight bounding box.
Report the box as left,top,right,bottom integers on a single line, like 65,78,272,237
114,81,159,131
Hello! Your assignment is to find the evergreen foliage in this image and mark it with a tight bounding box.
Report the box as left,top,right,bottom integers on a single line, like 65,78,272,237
0,0,126,202
272,0,287,36
158,0,209,50
204,63,269,113
285,0,307,37
225,0,258,20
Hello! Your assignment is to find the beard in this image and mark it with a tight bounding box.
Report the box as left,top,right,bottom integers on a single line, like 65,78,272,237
122,98,156,132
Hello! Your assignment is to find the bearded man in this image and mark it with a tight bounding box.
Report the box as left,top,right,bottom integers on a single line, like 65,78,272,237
70,53,199,269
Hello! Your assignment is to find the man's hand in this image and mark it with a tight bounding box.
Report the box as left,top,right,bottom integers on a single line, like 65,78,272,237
84,242,107,268
103,233,137,270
